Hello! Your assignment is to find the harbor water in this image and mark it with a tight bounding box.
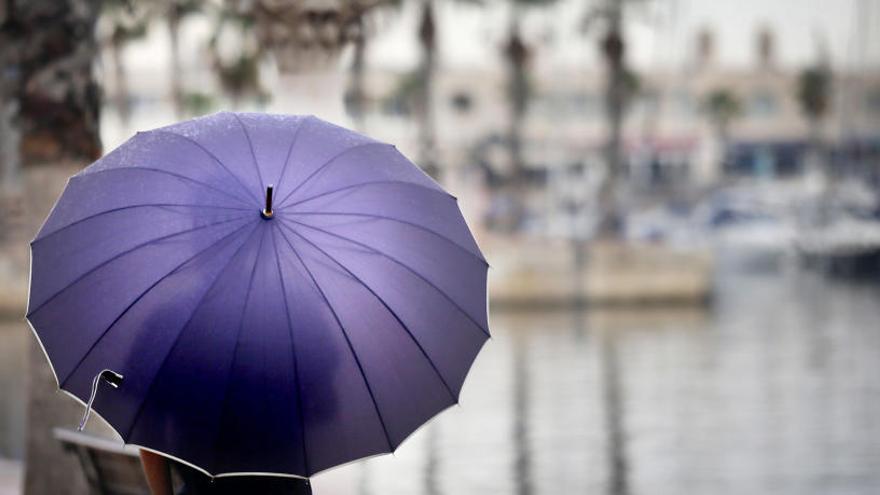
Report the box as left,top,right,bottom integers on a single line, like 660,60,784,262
1,264,879,494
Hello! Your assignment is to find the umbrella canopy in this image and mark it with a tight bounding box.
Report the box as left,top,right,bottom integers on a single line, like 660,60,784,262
27,112,489,478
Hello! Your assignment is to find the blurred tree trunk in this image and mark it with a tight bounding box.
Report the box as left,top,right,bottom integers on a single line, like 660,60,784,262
599,326,629,495
807,120,825,179
346,1,383,131
0,96,20,194
597,0,625,238
1,1,102,495
797,64,831,183
498,7,530,233
109,36,131,127
701,88,740,184
0,0,19,193
347,16,368,131
504,10,529,182
416,0,438,179
166,0,201,119
167,6,184,118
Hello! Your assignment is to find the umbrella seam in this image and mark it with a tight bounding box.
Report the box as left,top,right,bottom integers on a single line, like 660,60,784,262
280,219,490,338
269,226,311,476
28,214,252,317
274,142,389,208
287,227,459,403
231,113,266,192
276,226,396,452
288,211,486,264
34,203,250,244
273,116,312,194
56,221,255,389
282,180,456,211
149,130,261,204
122,221,260,441
74,166,253,208
210,226,267,473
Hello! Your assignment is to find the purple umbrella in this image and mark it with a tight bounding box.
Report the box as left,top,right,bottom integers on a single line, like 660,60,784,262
27,112,489,478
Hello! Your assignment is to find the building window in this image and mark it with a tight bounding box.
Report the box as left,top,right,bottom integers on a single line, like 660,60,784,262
672,90,694,116
535,91,598,119
867,87,880,115
749,89,778,118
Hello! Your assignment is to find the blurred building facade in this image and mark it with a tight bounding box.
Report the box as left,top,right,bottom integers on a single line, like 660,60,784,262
351,29,880,191
84,15,880,240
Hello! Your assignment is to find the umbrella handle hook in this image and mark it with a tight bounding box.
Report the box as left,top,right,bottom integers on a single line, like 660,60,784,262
77,369,124,432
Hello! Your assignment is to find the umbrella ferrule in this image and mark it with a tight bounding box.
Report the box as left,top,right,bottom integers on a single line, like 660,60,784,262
261,185,274,219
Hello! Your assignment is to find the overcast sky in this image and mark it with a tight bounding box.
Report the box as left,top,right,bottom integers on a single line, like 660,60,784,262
365,0,880,72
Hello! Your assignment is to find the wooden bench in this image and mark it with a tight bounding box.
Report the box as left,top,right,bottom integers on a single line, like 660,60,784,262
53,429,312,494
53,428,150,495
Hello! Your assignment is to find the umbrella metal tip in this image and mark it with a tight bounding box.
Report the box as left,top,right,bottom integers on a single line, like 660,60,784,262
261,184,274,219
101,370,124,388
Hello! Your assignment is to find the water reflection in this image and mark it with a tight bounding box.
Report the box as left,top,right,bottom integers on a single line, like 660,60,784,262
2,268,880,493
424,423,441,495
599,327,628,495
512,333,531,495
0,321,27,460
319,267,880,494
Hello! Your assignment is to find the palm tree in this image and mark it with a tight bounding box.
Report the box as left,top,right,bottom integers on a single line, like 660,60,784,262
346,2,395,130
487,0,555,233
0,94,20,194
207,6,266,108
592,0,629,238
0,1,101,168
166,0,204,118
413,0,491,180
2,2,104,493
503,0,556,182
347,14,370,130
415,0,439,177
100,0,152,128
796,63,832,176
703,88,741,174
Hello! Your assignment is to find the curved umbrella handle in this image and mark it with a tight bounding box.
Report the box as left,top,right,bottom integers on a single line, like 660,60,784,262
77,369,124,432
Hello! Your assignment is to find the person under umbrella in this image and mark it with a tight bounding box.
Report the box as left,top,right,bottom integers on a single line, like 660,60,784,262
27,112,489,491
141,450,312,494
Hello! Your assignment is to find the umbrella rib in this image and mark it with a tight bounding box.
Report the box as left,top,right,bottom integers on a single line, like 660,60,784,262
279,219,489,338
57,221,254,389
282,180,455,211
75,166,253,207
288,227,458,402
276,226,396,452
28,214,251,317
210,227,267,471
269,226,311,475
150,130,260,204
34,203,250,243
287,211,486,264
232,113,266,191
274,142,389,209
273,116,312,192
123,222,260,441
